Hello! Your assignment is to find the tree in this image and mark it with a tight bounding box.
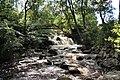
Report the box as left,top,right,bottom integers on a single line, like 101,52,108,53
119,0,120,24
92,0,114,24
40,0,98,44
0,0,24,62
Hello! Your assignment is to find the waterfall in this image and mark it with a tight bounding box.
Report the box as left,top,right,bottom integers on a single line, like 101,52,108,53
49,35,74,45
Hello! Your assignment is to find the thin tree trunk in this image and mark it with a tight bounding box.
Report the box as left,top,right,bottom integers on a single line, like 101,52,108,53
67,0,81,42
99,11,105,24
81,0,86,28
99,11,106,43
24,0,33,35
24,0,29,35
60,1,77,43
64,12,77,43
119,0,120,24
81,11,86,28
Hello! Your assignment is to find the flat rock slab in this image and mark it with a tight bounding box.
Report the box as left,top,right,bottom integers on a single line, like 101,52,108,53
98,71,120,80
76,54,97,57
50,45,83,50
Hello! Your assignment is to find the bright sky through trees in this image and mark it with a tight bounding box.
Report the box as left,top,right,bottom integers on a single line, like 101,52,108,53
112,0,119,19
17,0,119,24
97,0,119,24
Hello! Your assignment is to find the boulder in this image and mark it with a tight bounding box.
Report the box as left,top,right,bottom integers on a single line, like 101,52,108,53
57,76,72,80
66,53,76,61
76,56,84,61
39,54,46,60
68,67,80,74
48,49,58,56
97,58,119,71
97,71,120,80
36,59,52,65
83,49,91,54
60,62,69,70
77,67,90,76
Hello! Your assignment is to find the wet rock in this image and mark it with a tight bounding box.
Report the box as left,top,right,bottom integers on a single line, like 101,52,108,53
83,49,91,54
53,61,63,66
77,56,84,61
41,50,47,55
85,78,94,80
91,47,100,54
81,45,87,51
59,54,65,58
97,71,120,80
117,54,120,61
35,49,42,52
81,45,91,51
47,40,56,45
39,54,46,60
86,56,92,60
80,71,101,80
60,62,69,70
91,50,99,54
72,50,79,53
97,58,119,71
56,37,61,41
78,67,90,76
66,53,76,61
68,67,80,74
76,54,97,60
36,59,52,65
45,59,52,65
48,49,58,56
50,45,66,50
113,65,120,71
19,59,35,64
57,76,72,80
77,46,82,50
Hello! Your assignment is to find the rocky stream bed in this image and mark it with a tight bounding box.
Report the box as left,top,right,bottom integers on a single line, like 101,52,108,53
0,36,120,80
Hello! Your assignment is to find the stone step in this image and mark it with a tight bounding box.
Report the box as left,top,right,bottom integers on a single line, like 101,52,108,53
76,53,97,59
50,45,83,50
65,53,97,61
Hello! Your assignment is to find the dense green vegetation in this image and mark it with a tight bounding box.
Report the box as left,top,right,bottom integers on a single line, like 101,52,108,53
0,0,119,63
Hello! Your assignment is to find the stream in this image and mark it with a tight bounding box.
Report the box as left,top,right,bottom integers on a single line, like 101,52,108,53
0,35,120,80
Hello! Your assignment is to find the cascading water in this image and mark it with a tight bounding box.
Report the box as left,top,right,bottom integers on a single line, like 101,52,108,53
49,35,74,45
0,34,103,80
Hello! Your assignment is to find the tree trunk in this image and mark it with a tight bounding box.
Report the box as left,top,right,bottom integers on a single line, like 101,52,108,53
24,0,29,35
64,12,77,43
60,1,77,43
67,0,81,43
99,11,105,24
119,0,120,24
81,0,86,28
